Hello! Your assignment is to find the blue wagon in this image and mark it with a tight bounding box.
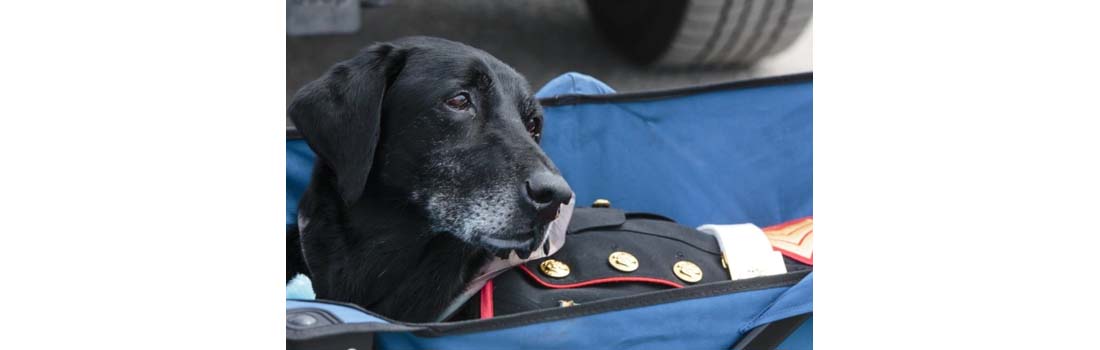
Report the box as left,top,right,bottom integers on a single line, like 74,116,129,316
286,72,813,349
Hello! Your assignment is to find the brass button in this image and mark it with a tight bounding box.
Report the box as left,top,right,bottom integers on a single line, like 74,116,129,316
673,261,703,283
539,259,571,278
558,300,576,307
592,199,611,208
608,251,639,272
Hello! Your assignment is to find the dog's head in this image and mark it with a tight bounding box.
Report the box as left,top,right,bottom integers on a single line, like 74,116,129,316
289,37,572,257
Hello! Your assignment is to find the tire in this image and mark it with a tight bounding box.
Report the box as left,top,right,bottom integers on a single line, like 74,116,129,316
586,0,812,67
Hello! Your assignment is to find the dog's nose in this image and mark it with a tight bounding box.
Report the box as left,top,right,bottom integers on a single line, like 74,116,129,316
524,172,573,208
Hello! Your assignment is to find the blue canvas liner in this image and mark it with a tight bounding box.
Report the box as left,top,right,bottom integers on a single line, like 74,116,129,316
286,72,813,349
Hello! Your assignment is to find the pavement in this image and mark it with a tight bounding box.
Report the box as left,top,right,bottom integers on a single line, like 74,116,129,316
287,0,812,108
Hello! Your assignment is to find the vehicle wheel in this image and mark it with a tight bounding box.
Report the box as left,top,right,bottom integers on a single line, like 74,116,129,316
585,0,812,67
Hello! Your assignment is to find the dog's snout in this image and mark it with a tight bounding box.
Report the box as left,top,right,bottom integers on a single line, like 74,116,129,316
524,172,572,208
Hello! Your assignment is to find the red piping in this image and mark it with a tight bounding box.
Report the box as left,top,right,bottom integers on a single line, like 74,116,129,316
517,264,684,289
479,279,494,319
483,216,813,317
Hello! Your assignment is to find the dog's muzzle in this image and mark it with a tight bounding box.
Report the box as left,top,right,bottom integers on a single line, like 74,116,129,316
435,195,574,321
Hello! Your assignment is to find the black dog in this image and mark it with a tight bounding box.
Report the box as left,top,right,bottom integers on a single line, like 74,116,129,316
288,37,572,322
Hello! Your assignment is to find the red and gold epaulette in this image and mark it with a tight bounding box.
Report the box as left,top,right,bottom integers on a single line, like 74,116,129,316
762,217,813,265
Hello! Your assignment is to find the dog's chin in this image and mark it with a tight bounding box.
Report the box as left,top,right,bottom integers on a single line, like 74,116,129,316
471,221,550,260
424,193,552,259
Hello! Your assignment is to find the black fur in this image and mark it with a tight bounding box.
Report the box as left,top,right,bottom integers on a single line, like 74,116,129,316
288,37,572,322
286,225,308,282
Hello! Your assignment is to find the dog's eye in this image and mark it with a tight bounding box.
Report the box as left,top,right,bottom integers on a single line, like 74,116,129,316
526,116,542,143
445,93,471,111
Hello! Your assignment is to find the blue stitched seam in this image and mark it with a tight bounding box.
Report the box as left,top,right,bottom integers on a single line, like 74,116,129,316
740,285,811,333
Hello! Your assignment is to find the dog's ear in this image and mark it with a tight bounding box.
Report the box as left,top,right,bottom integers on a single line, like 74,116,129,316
288,43,406,207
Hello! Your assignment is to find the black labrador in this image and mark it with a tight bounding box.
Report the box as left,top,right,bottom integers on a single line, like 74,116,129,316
287,37,572,322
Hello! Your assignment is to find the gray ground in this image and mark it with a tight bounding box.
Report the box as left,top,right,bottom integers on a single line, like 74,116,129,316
287,0,812,107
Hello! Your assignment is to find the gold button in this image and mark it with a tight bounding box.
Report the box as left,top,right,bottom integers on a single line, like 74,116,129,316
673,261,703,283
539,259,571,278
558,300,576,307
592,199,611,208
608,251,639,272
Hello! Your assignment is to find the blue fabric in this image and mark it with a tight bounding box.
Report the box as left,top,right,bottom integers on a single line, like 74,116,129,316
286,274,316,300
375,286,789,350
287,139,313,225
534,71,616,99
780,317,813,350
538,81,812,228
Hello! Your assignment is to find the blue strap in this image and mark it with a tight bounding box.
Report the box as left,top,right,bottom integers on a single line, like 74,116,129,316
287,300,391,324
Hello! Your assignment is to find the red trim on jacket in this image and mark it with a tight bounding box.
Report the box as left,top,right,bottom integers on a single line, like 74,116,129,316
479,279,494,319
517,264,685,289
